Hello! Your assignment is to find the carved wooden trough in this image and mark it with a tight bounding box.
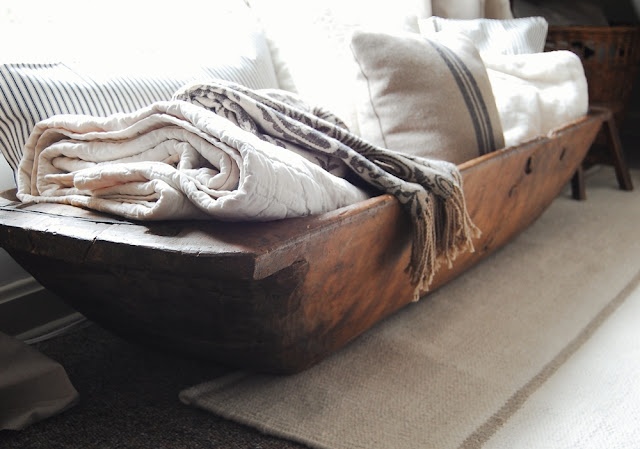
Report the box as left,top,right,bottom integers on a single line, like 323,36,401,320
0,110,604,373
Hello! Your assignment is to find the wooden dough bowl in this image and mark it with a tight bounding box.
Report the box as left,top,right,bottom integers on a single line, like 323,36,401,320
0,110,604,373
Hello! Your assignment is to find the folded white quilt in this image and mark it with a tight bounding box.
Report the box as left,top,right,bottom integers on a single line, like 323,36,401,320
484,50,589,147
16,101,369,221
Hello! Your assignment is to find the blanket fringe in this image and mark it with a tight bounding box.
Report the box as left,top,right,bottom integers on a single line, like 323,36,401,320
406,185,481,302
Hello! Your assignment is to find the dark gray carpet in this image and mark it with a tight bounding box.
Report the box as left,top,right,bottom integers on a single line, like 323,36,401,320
0,323,308,449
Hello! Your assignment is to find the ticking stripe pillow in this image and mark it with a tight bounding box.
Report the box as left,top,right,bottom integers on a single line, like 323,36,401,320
350,30,504,164
419,16,549,56
0,59,279,172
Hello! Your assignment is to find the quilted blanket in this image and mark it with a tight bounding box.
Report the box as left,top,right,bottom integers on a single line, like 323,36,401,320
17,101,367,221
17,80,478,297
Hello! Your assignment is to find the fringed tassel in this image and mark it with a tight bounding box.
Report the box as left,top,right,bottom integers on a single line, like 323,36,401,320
406,195,437,302
406,180,481,302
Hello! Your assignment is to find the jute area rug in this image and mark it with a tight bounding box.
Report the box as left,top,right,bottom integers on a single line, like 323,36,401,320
181,167,640,449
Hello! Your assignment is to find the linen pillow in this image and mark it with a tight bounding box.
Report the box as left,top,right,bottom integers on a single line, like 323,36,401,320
0,2,279,173
350,30,505,164
419,16,549,56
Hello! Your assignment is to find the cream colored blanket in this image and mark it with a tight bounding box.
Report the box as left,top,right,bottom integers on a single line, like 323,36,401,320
16,101,369,221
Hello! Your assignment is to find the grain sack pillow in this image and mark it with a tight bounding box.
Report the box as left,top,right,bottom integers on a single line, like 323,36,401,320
350,30,504,164
418,16,549,56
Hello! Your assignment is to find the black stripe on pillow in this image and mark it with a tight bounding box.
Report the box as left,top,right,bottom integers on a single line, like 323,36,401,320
429,41,498,155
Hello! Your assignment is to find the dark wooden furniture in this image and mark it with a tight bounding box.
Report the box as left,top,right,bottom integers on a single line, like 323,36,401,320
0,110,604,373
546,26,640,199
571,106,634,199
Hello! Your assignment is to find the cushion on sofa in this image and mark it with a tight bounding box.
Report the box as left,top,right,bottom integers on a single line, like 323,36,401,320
245,0,429,134
0,1,279,172
350,30,505,164
418,16,549,56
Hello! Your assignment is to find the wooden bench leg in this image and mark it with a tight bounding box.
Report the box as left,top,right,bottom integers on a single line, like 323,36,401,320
571,166,586,200
602,114,634,192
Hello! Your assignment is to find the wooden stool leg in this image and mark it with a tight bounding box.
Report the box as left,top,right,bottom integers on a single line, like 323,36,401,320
571,166,586,200
602,115,634,191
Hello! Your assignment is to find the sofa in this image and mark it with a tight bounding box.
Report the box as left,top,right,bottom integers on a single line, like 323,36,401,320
0,0,604,373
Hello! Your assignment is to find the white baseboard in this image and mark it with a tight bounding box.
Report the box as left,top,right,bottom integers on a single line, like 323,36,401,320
0,276,44,305
0,276,84,341
18,312,88,344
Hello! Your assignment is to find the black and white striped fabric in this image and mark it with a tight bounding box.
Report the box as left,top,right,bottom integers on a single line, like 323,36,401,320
0,41,279,173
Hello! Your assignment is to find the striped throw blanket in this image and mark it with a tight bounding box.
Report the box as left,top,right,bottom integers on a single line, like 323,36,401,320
174,80,480,298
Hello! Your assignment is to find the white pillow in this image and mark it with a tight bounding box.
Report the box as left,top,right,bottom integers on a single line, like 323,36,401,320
419,16,549,56
350,30,505,164
483,50,589,147
245,0,426,134
0,2,279,172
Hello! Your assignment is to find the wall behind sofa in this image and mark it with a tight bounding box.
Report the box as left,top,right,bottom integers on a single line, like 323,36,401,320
0,156,24,287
